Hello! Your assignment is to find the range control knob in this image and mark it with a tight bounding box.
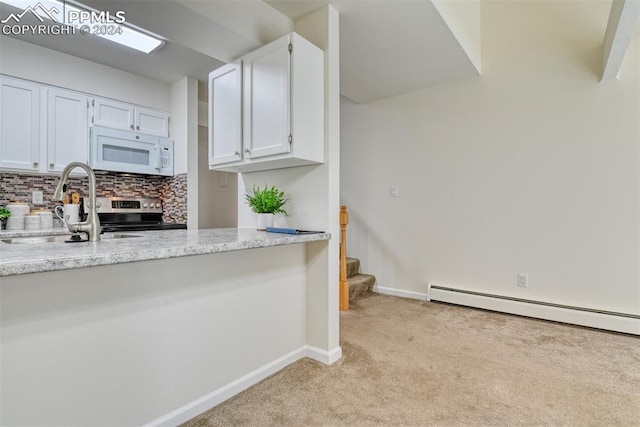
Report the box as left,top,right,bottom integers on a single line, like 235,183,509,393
143,203,149,208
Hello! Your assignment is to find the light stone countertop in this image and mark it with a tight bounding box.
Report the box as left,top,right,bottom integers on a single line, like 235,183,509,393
0,228,330,277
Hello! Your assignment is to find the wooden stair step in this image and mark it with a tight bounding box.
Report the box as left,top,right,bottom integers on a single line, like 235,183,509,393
346,257,360,278
348,273,376,302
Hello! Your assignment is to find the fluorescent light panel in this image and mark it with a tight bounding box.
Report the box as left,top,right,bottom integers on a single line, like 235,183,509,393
0,0,163,53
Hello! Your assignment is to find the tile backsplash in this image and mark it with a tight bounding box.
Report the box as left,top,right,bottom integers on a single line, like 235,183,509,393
160,173,187,224
0,171,187,223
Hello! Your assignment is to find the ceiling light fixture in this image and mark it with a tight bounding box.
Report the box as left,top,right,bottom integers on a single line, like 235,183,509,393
0,0,164,53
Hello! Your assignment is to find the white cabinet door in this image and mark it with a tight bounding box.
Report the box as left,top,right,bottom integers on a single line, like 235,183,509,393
242,35,291,159
93,98,169,137
0,77,41,171
208,32,324,173
46,89,89,173
208,62,243,166
135,107,170,137
92,98,134,131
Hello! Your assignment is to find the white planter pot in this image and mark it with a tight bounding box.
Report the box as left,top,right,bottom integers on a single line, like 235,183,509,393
256,213,275,230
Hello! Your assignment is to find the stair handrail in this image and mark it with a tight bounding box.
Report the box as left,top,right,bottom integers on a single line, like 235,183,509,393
340,205,349,311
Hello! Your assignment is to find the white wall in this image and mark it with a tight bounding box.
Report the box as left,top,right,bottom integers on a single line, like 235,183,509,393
0,36,171,111
1,245,308,425
171,77,197,177
341,0,640,316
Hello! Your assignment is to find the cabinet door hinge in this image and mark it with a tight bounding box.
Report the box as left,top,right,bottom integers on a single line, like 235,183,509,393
288,43,292,54
288,134,292,145
91,116,94,124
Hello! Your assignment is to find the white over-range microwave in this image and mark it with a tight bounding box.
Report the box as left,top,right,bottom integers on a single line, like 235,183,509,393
90,126,174,176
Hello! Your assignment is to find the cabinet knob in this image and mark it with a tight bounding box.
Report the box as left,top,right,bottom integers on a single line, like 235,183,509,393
33,161,39,167
49,163,55,168
136,125,140,130
244,148,251,154
234,151,240,157
130,124,134,130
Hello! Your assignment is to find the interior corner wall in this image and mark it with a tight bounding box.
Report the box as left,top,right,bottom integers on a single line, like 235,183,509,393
432,0,482,73
297,5,341,353
198,125,238,228
196,84,238,229
341,0,640,316
236,5,341,352
171,77,198,228
0,36,171,111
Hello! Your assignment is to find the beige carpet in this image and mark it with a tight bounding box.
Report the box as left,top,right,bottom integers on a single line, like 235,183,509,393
184,294,640,426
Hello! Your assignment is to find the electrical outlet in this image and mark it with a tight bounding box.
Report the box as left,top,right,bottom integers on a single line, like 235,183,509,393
517,273,528,288
32,190,43,205
390,186,399,197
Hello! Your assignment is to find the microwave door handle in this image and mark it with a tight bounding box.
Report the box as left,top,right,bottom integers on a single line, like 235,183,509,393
155,145,161,170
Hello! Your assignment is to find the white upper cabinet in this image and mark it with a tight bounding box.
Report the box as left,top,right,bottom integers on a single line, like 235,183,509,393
0,76,41,171
208,32,324,173
243,36,291,160
0,77,89,174
46,88,89,173
92,98,134,132
135,107,170,137
92,98,170,138
209,62,243,166
0,76,171,175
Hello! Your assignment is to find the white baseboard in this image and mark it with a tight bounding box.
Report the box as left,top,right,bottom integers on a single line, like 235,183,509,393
146,347,306,427
145,345,343,427
373,285,427,301
305,345,342,364
427,282,640,336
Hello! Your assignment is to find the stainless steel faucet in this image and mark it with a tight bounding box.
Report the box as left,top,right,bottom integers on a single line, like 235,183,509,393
54,162,101,242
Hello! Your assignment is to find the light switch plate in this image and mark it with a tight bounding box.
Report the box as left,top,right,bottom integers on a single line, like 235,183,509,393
32,190,43,205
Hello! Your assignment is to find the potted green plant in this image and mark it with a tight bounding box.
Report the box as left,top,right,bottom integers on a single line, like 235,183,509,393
0,207,11,230
244,185,288,230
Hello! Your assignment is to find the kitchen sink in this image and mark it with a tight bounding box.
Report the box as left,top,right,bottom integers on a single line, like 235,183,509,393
1,234,142,244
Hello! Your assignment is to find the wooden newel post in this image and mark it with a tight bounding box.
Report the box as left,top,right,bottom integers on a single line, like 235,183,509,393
340,205,349,311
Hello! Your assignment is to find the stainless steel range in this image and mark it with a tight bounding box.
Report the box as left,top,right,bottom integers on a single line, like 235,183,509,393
86,197,187,232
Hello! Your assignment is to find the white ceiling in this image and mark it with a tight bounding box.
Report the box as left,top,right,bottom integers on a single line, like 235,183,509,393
0,2,225,83
267,0,479,103
0,0,480,104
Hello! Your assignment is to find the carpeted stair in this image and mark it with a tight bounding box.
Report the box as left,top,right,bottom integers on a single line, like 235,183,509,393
346,257,376,302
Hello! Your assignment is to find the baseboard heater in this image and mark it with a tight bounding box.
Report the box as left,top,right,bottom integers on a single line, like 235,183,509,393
426,283,640,336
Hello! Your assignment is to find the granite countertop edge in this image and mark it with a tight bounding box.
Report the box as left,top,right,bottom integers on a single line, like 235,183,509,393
0,228,331,277
0,228,72,238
